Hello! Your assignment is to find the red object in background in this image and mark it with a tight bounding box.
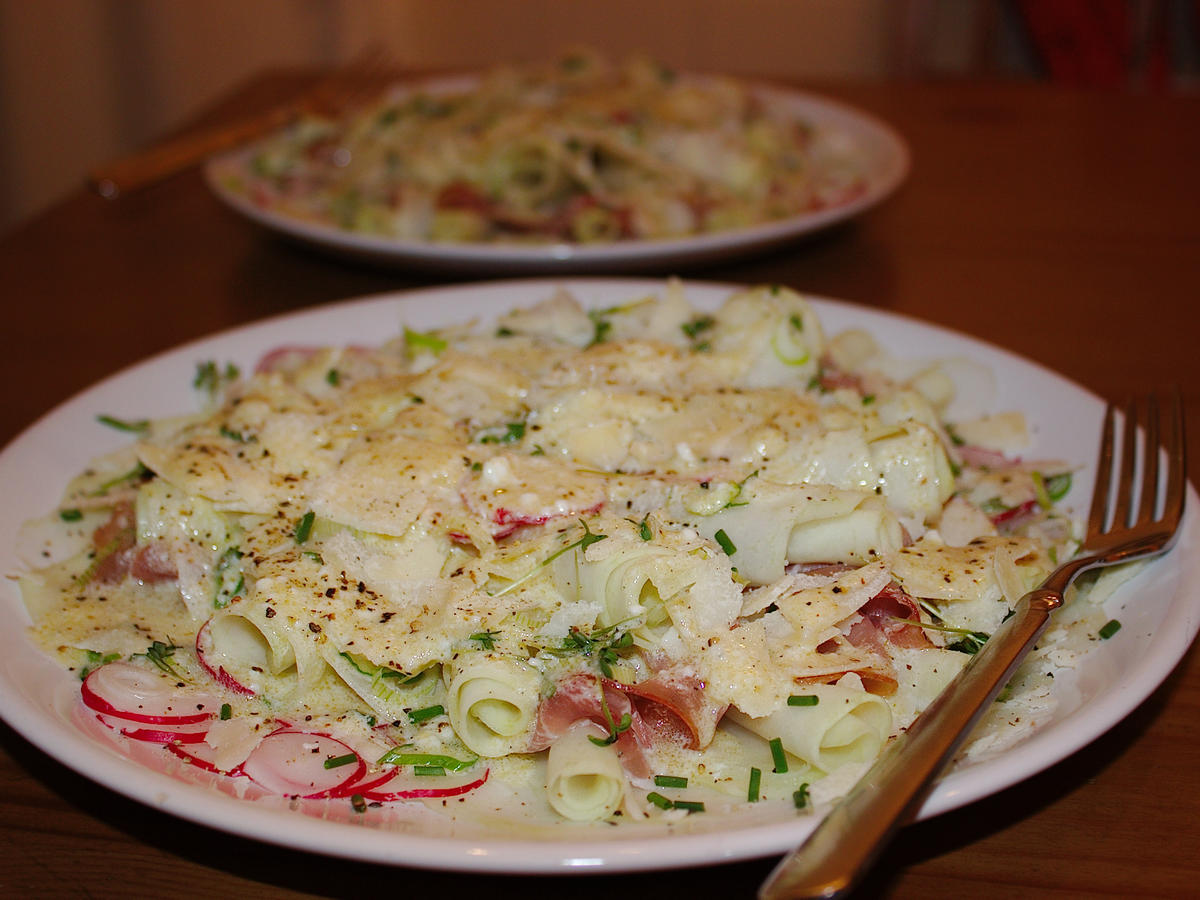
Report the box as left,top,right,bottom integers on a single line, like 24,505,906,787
1015,0,1173,90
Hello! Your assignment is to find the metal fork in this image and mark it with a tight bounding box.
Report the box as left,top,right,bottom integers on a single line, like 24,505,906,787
88,45,396,198
760,389,1188,899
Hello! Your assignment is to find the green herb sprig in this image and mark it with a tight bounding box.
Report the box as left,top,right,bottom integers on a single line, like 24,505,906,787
490,520,607,598
134,640,184,679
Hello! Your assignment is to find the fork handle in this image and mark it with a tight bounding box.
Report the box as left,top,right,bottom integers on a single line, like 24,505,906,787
759,588,1064,900
88,106,296,198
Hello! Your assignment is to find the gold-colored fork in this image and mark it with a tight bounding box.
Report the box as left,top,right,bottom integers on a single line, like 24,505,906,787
760,389,1188,899
88,45,395,198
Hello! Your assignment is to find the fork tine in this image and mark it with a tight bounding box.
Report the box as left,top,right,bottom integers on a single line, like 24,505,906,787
1110,397,1140,530
1135,394,1161,527
1087,401,1117,536
1162,387,1187,528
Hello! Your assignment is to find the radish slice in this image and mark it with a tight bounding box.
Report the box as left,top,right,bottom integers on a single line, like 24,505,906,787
323,767,404,799
165,740,246,775
240,731,365,798
361,767,490,802
195,619,256,696
117,723,210,745
255,345,321,374
95,711,211,744
82,661,219,725
460,454,606,538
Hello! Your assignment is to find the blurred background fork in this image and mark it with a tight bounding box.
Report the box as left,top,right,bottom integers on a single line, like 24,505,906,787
87,45,395,198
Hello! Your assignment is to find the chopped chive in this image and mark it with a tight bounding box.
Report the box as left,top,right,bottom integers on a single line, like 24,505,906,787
747,766,762,802
219,425,246,442
1099,619,1122,640
294,510,315,544
219,703,232,721
97,414,150,433
194,360,239,396
793,783,810,809
681,315,715,340
413,765,446,776
672,800,705,813
326,368,340,386
59,508,83,522
769,737,788,773
980,497,1008,516
404,328,448,355
946,630,990,655
653,775,688,789
1044,472,1072,501
324,752,359,770
646,791,673,810
638,516,653,541
302,550,324,563
861,394,875,406
90,461,151,497
478,421,526,444
350,793,368,813
78,650,120,680
376,750,477,771
787,694,819,707
713,529,737,556
470,630,498,650
407,704,445,724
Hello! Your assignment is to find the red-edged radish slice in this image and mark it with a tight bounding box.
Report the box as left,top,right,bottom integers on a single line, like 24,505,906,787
94,711,211,744
239,731,365,798
82,661,219,725
195,619,256,696
460,454,606,538
361,767,490,802
255,345,321,374
323,767,404,799
165,740,248,775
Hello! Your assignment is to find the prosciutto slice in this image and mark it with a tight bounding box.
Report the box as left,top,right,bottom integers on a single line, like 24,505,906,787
531,667,727,778
855,582,933,650
88,501,179,584
530,673,649,778
620,667,727,751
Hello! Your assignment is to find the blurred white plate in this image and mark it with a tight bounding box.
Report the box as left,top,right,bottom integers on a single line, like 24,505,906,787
205,80,909,273
1,279,1195,873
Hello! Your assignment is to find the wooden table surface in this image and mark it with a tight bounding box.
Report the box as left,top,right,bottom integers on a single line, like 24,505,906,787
1,72,1197,899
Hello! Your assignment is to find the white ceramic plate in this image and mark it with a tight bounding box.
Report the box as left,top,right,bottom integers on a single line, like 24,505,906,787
1,279,1195,873
204,79,909,273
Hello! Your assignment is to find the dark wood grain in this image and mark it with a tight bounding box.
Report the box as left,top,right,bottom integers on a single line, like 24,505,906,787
1,72,1197,899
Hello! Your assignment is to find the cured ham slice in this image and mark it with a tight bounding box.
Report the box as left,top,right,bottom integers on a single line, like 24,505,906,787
530,673,649,778
856,582,933,650
620,667,727,751
532,668,726,776
87,501,178,584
